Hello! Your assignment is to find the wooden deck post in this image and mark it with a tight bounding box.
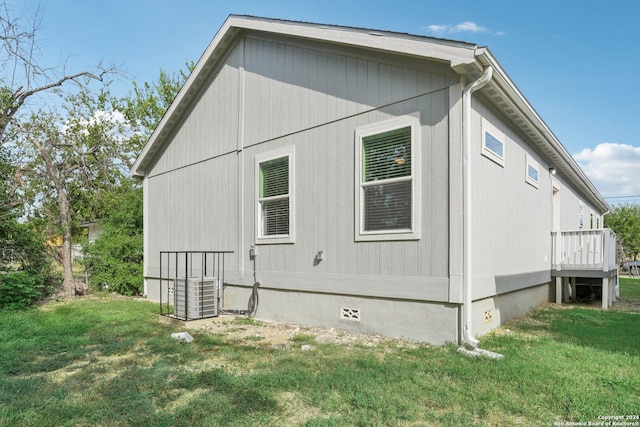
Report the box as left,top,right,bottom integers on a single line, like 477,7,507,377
602,277,609,309
555,276,562,304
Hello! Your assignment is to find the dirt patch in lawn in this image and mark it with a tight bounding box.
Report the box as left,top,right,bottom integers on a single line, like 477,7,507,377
195,316,418,350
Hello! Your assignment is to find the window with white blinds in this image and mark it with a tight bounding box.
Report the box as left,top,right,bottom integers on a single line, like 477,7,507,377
256,146,295,244
355,116,421,241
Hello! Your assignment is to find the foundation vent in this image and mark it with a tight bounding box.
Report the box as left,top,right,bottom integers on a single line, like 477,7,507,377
340,307,361,322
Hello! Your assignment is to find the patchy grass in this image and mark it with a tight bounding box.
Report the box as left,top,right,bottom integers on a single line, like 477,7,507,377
0,283,639,426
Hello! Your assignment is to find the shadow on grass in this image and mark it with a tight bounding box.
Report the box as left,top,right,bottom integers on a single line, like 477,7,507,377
532,306,640,356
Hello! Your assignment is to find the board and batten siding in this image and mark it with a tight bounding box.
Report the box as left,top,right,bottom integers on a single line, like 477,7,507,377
467,96,605,301
147,45,243,176
236,33,457,302
143,157,240,302
143,44,245,300
553,177,601,231
469,97,553,300
144,32,461,303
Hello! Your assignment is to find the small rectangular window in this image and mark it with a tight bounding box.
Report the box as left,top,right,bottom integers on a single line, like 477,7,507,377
255,146,295,244
485,133,504,158
525,154,539,188
579,202,584,229
355,116,421,241
481,118,505,167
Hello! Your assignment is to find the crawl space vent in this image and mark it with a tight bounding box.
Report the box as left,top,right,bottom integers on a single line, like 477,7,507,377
340,307,361,322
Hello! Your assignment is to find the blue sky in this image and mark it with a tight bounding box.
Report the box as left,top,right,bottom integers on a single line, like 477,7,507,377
14,0,640,201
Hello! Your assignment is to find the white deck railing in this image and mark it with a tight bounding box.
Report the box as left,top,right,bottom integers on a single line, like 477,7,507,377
551,228,617,272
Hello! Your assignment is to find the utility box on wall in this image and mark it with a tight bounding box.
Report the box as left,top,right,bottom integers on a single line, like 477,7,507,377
172,277,219,320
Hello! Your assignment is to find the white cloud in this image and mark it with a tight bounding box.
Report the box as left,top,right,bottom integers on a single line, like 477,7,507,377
451,21,487,34
425,24,449,35
573,143,640,198
424,21,505,37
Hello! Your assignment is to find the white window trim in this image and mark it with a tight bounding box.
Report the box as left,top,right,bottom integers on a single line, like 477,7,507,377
255,145,295,244
354,115,421,242
481,118,505,167
525,153,540,188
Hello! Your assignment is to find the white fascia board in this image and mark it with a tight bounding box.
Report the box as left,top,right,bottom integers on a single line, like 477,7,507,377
231,15,478,65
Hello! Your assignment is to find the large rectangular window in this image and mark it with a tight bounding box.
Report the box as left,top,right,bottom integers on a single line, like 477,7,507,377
355,116,421,241
256,146,295,244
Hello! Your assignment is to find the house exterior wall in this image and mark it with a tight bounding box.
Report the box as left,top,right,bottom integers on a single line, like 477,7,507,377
143,45,245,301
552,176,601,231
464,95,607,338
238,34,456,299
139,21,609,343
144,32,461,328
469,97,554,302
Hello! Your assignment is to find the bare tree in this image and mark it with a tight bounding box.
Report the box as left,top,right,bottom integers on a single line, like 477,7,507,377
1,2,114,144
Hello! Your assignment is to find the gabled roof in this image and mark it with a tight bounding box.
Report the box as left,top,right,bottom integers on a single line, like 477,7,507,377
131,15,609,213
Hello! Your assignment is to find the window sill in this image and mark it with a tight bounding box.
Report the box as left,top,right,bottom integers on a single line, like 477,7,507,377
355,230,420,242
255,236,295,245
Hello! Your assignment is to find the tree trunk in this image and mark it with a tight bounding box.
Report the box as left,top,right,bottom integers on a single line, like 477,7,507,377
58,189,75,298
32,138,77,298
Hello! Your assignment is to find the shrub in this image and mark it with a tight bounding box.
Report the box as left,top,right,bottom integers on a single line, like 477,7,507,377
0,271,57,309
83,182,143,295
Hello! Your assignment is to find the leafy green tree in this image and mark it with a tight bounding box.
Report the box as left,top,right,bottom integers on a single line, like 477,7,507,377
83,181,143,295
81,66,190,295
0,147,59,308
117,64,193,156
604,203,640,259
15,87,126,297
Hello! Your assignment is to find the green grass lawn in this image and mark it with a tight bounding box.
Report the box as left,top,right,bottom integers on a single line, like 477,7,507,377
1,280,639,426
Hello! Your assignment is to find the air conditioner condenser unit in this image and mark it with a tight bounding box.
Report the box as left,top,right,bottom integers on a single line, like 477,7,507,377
172,277,220,320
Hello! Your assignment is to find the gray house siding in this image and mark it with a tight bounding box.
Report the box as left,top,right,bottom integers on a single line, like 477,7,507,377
461,94,609,334
237,34,455,301
144,32,460,314
144,158,240,301
470,97,553,301
148,47,243,176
